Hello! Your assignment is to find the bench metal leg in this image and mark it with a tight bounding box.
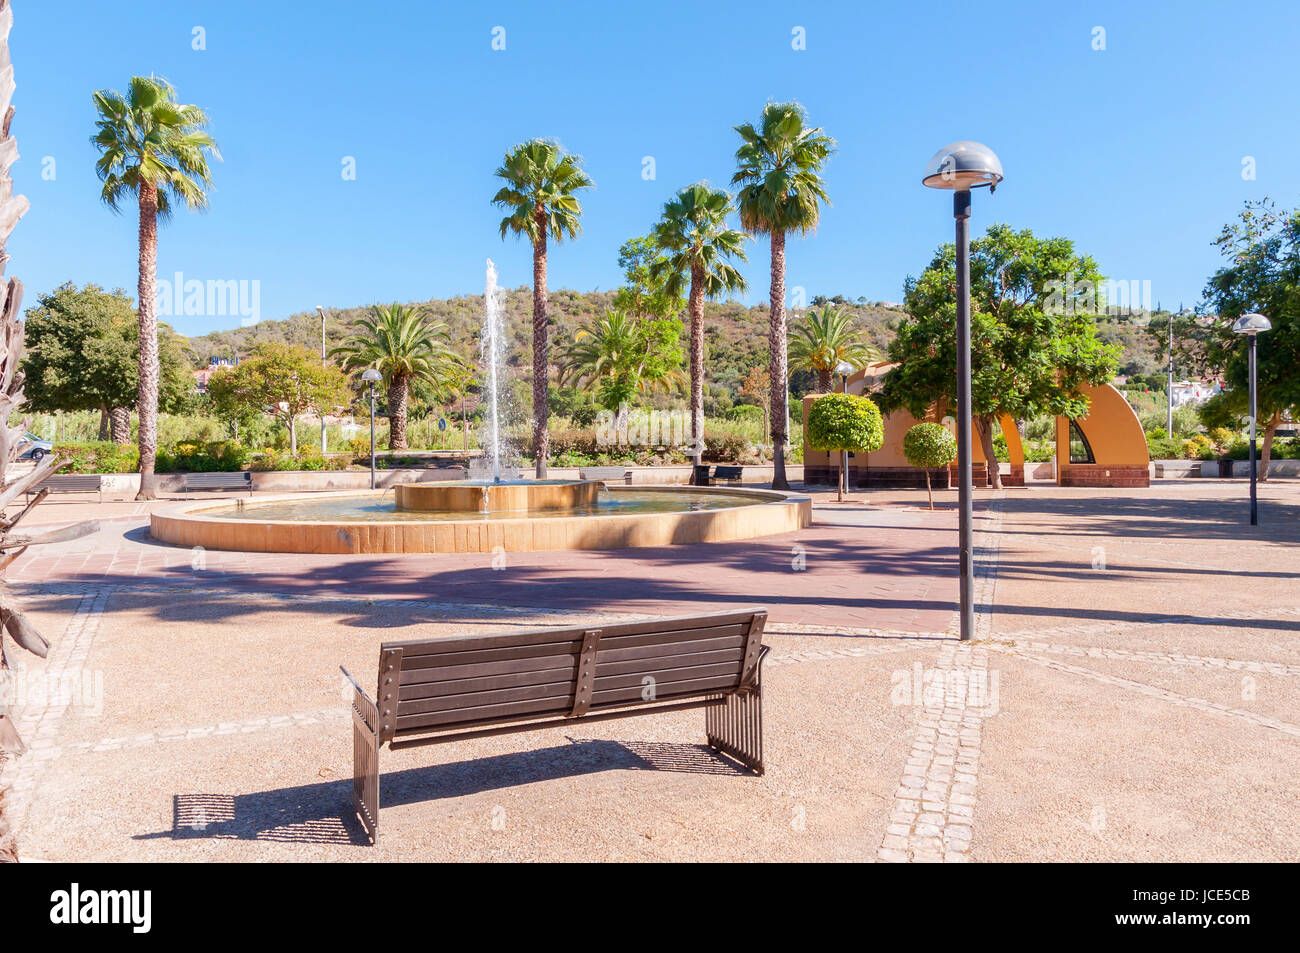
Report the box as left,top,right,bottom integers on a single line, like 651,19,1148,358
344,671,381,845
706,682,765,776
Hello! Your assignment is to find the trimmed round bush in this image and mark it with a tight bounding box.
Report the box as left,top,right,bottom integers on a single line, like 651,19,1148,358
805,393,884,453
903,423,958,469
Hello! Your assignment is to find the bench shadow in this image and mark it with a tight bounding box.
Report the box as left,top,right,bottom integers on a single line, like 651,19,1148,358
133,738,748,847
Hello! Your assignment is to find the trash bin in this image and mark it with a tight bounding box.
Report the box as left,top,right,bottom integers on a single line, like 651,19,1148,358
692,464,711,486
1219,458,1234,478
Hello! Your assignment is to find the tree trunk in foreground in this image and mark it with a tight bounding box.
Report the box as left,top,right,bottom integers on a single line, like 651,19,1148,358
135,181,161,500
974,415,1002,490
768,229,789,490
531,207,549,479
388,375,409,450
818,368,833,393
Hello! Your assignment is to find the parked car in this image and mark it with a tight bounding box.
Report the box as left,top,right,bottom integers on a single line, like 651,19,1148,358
17,432,52,462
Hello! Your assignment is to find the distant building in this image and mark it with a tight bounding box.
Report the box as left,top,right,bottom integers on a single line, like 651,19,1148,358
1169,379,1220,409
193,356,237,393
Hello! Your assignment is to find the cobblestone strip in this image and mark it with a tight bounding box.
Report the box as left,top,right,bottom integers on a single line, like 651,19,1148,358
988,640,1300,677
878,642,990,863
878,494,1004,863
1,588,110,830
1001,649,1300,738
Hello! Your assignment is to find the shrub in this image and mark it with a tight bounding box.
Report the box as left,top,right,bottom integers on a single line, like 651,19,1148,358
805,393,884,453
1145,436,1183,459
903,423,957,509
701,428,750,463
157,440,249,473
51,441,138,474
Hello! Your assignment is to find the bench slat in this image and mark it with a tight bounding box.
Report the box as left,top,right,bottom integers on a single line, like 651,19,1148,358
595,634,744,664
594,647,744,677
398,654,578,685
399,664,580,700
398,680,576,717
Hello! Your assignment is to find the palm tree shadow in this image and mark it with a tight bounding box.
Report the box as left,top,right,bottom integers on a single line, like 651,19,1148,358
134,738,748,847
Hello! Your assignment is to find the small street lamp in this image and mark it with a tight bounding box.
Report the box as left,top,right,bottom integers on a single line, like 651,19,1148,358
836,360,854,502
1232,312,1271,525
922,140,1003,642
362,368,382,490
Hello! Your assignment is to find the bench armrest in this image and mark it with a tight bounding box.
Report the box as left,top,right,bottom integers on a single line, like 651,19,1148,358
340,665,379,734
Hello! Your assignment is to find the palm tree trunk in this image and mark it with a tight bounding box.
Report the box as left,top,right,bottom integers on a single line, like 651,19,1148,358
98,407,110,441
768,229,790,490
110,407,131,444
974,415,1002,490
531,207,549,479
1258,409,1281,483
818,368,833,393
388,375,409,450
135,181,161,500
689,263,706,470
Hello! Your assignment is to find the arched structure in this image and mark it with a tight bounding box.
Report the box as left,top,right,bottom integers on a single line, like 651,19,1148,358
1054,382,1150,487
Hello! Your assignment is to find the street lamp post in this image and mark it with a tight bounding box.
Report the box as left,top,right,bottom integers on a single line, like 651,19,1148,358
316,306,329,453
1232,313,1271,525
836,359,854,502
362,368,382,490
922,141,1003,642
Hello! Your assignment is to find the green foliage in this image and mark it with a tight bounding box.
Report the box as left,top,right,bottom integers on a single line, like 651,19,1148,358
879,224,1121,424
91,75,220,217
491,139,594,245
903,423,957,469
156,440,249,472
52,442,139,473
22,282,193,417
329,302,461,393
613,235,685,322
250,449,351,471
207,343,349,450
732,102,835,238
650,184,748,301
805,393,884,453
556,310,684,413
790,304,881,389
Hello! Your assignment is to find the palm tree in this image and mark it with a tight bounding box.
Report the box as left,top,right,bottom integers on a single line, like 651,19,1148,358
651,184,747,471
557,309,683,438
732,102,834,489
491,140,594,477
331,303,459,450
790,304,881,392
91,76,219,500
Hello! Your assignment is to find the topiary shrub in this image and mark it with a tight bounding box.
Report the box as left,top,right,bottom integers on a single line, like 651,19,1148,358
806,393,884,499
903,422,958,509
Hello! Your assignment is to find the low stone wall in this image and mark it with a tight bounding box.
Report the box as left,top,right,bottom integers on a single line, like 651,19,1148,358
1058,464,1150,487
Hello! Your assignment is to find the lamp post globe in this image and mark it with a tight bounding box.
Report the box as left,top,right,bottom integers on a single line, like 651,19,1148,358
923,140,1002,642
1232,313,1271,525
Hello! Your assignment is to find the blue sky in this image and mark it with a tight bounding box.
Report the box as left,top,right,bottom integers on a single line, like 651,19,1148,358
11,0,1300,335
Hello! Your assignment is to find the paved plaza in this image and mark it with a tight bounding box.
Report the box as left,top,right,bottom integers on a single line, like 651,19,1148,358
1,479,1297,861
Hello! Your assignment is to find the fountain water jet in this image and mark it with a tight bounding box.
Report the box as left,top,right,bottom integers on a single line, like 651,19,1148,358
480,259,506,483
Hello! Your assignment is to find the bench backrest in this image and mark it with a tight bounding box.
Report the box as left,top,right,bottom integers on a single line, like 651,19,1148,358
40,474,103,491
185,471,252,487
374,608,767,742
713,466,743,479
579,467,631,481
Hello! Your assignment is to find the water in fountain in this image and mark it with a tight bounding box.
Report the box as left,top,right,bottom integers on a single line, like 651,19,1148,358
477,259,509,483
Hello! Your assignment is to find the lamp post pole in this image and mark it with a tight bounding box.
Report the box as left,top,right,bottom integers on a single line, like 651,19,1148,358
922,141,1002,643
369,380,377,490
836,359,854,503
953,189,974,641
1232,313,1271,526
1248,332,1259,526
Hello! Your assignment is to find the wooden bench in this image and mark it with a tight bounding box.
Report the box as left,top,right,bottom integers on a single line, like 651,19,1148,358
712,465,744,485
578,466,632,485
340,607,769,844
183,471,252,496
27,473,104,502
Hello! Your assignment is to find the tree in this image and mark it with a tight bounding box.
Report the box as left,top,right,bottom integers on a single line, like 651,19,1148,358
650,184,748,471
733,101,835,490
557,309,683,437
492,139,594,477
91,75,219,499
790,304,882,392
740,365,770,434
805,392,884,501
330,303,459,450
1192,199,1300,481
22,282,192,441
903,422,957,510
877,224,1120,489
613,235,684,324
207,343,348,454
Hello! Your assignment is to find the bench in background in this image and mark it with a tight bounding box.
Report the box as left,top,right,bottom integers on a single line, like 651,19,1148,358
578,466,632,485
712,465,744,485
183,471,253,496
27,473,104,503
341,607,769,844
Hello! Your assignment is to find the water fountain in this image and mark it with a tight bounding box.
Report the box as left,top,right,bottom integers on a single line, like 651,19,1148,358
149,261,811,553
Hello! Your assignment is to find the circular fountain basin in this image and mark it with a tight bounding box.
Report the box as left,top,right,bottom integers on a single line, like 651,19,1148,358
395,479,603,513
150,485,812,554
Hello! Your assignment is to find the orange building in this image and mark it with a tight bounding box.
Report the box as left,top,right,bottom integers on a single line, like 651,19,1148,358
802,363,1149,489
